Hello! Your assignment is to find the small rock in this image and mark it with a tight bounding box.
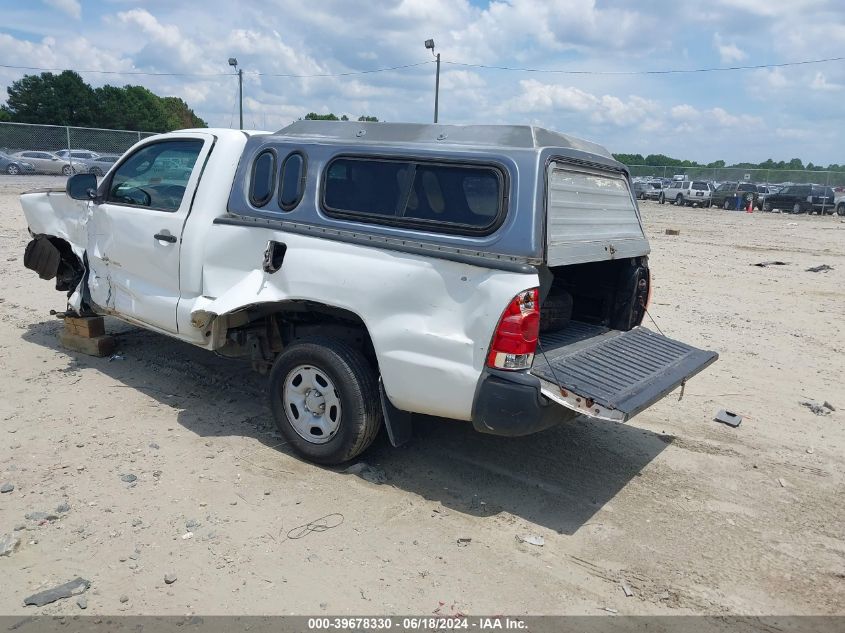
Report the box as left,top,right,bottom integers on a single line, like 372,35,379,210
343,462,387,485
56,501,71,514
149,442,160,450
131,518,142,527
0,533,21,557
806,448,814,454
456,538,472,547
516,534,544,547
13,524,26,532
181,532,194,540
1,483,14,493
622,583,634,597
164,573,177,585
23,577,90,606
25,512,59,522
800,401,831,416
120,474,137,483
186,519,200,529
129,552,139,560
119,594,129,603
823,401,836,412
229,501,237,506
264,491,271,496
77,597,87,610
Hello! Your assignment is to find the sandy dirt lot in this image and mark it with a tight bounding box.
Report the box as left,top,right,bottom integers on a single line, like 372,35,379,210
0,176,843,616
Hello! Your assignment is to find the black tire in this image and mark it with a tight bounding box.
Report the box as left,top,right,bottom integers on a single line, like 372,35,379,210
723,198,732,210
675,195,684,206
268,337,382,464
763,202,772,212
658,194,665,205
61,165,73,176
792,202,802,214
837,203,845,216
7,164,20,175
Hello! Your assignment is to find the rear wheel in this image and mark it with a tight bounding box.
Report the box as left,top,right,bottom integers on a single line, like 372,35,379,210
837,203,845,216
793,202,803,214
268,337,382,464
763,202,772,212
659,194,665,205
723,198,732,210
6,164,19,175
61,165,73,176
675,195,684,206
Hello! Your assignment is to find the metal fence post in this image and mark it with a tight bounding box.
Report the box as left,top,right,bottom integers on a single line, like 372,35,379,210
65,126,71,158
137,131,141,142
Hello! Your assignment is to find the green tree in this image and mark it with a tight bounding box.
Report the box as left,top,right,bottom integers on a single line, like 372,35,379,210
357,115,379,122
4,71,97,126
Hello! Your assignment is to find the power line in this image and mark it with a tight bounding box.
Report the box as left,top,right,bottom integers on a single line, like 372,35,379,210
442,56,845,75
0,61,434,78
1,55,840,80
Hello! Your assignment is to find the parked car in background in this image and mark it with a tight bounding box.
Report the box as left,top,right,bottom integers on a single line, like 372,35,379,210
87,154,120,176
633,181,660,200
0,151,36,175
54,150,103,172
11,151,85,176
710,182,758,210
755,184,782,210
762,184,836,214
658,179,712,207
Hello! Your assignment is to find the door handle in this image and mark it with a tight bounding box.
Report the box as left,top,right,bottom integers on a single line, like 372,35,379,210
154,233,177,243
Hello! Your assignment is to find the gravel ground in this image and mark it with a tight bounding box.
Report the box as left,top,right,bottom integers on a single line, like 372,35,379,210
0,176,843,615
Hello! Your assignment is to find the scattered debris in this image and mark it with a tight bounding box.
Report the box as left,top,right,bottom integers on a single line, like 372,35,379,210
76,597,88,610
752,261,788,267
164,573,178,585
23,577,91,607
181,532,194,540
0,534,21,557
119,594,129,603
186,519,200,530
805,264,833,273
13,524,26,532
714,409,742,427
823,401,836,412
120,473,137,483
664,229,680,236
800,401,832,416
131,518,142,527
602,607,619,614
621,583,634,597
108,354,125,362
806,448,815,454
286,513,345,540
516,534,545,547
343,462,387,485
456,538,472,547
778,478,788,488
0,483,13,493
25,511,59,522
149,442,160,450
56,501,71,514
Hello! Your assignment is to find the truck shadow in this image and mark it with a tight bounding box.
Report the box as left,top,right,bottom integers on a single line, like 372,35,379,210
23,318,672,535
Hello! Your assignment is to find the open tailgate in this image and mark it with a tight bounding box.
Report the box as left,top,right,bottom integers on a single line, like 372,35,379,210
531,323,718,422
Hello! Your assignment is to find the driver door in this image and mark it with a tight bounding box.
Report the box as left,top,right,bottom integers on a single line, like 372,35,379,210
86,133,214,334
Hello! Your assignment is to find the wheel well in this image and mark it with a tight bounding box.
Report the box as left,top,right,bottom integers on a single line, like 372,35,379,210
217,301,377,374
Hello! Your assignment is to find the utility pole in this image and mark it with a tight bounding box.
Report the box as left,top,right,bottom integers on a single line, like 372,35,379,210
424,39,440,123
228,57,243,129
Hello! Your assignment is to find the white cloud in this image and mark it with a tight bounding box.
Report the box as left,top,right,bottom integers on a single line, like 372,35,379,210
713,32,747,63
810,71,841,91
43,0,80,20
507,79,659,127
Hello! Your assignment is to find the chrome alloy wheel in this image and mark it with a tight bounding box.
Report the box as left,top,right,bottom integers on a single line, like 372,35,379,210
282,365,342,444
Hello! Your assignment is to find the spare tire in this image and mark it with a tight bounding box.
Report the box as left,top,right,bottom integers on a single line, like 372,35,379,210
540,289,573,333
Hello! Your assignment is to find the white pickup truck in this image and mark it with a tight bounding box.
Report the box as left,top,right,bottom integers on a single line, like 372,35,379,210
21,122,717,464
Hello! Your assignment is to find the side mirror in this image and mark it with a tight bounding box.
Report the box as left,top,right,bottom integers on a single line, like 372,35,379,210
66,173,98,201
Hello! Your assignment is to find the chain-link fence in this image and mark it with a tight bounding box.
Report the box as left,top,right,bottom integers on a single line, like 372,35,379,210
627,164,845,188
0,121,156,177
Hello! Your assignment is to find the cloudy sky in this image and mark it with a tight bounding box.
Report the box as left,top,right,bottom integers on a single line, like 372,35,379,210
2,0,844,164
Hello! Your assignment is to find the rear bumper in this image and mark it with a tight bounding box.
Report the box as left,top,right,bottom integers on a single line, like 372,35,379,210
471,369,572,437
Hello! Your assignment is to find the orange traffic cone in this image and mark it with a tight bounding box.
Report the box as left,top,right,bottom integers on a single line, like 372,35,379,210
746,198,753,213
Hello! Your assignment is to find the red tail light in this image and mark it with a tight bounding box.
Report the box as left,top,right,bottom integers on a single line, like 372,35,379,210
486,288,540,371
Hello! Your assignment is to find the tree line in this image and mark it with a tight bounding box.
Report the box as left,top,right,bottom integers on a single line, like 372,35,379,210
0,71,206,132
613,152,843,173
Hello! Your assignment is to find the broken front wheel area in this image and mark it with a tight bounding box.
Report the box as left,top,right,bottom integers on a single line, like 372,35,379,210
268,337,383,464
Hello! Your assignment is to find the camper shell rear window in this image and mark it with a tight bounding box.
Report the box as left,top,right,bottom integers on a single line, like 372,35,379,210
321,156,507,235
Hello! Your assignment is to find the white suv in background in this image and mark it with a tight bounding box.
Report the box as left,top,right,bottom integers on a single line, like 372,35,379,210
659,180,712,207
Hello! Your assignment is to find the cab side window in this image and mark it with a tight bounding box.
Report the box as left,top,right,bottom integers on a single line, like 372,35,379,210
106,139,203,212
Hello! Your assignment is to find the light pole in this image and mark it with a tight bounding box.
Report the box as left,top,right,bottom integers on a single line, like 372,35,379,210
424,39,440,123
228,57,243,130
